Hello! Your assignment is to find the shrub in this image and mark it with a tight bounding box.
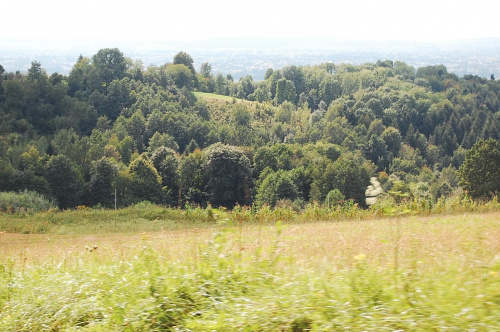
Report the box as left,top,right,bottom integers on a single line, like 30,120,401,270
0,190,56,213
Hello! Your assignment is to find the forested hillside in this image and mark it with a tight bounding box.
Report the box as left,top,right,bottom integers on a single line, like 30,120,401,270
0,48,499,209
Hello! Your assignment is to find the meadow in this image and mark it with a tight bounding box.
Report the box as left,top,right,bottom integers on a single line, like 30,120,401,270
193,92,247,103
1,203,500,330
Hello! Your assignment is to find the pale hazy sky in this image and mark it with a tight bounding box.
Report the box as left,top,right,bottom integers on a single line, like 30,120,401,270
3,0,499,46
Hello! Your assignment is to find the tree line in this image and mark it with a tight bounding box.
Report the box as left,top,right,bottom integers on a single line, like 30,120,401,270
0,48,499,209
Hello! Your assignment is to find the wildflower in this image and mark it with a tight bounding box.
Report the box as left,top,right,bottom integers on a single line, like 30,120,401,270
354,253,366,261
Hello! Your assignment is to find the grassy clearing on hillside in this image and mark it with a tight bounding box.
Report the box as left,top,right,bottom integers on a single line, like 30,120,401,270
194,91,246,103
1,212,499,330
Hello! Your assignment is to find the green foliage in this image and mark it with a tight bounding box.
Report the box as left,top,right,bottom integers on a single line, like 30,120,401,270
45,155,83,209
1,52,500,209
116,136,134,165
147,132,179,153
275,78,296,105
0,190,55,213
87,158,118,208
125,110,146,152
231,103,251,127
236,75,255,99
0,159,15,191
166,64,195,90
179,148,206,205
173,51,197,78
253,143,293,176
151,146,179,205
458,139,500,198
256,169,299,207
204,143,252,207
312,154,371,206
275,101,295,123
126,154,163,204
325,188,345,207
27,61,45,81
91,48,127,87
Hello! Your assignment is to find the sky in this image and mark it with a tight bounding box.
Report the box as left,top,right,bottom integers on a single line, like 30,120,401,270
2,0,500,48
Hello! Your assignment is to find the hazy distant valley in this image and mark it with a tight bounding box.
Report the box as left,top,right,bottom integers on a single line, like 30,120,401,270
1,38,499,80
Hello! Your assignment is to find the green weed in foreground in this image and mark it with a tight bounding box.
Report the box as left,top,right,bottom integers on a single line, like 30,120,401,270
1,222,500,331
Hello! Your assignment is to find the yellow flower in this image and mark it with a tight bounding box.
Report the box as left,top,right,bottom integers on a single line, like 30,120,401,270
354,254,366,261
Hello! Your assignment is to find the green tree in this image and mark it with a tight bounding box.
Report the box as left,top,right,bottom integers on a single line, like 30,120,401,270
268,70,282,99
253,144,293,177
151,146,179,205
381,126,402,156
68,56,92,96
364,134,389,171
166,64,195,90
252,84,272,103
215,73,228,95
125,111,146,152
231,104,251,127
87,158,118,208
147,132,179,153
4,80,24,112
281,65,305,102
92,48,127,87
458,139,500,198
27,61,45,81
253,146,278,176
179,148,206,205
275,78,296,105
103,78,133,120
319,76,341,106
200,62,212,78
173,51,197,87
325,189,345,207
264,68,274,80
237,75,255,99
173,52,196,76
45,155,83,209
15,147,51,196
116,136,134,165
312,155,371,205
204,143,252,207
127,154,163,203
256,169,299,207
0,159,15,191
389,144,425,178
275,101,294,123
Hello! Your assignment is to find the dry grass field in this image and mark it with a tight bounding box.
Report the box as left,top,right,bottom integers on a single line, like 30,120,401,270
1,210,499,330
3,211,499,270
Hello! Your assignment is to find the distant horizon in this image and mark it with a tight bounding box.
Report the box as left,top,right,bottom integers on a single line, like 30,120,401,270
1,36,498,81
2,35,500,53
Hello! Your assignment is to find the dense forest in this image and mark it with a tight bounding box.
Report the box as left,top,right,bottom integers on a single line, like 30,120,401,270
0,48,499,210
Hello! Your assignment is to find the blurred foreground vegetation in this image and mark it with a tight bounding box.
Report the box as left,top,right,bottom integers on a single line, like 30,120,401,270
1,209,499,330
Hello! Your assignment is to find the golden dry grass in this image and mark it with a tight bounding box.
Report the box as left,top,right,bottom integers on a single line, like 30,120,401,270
3,211,499,275
2,211,500,330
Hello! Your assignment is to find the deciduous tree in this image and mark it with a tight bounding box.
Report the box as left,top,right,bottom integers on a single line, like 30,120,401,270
458,139,500,198
45,155,83,209
204,143,252,207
